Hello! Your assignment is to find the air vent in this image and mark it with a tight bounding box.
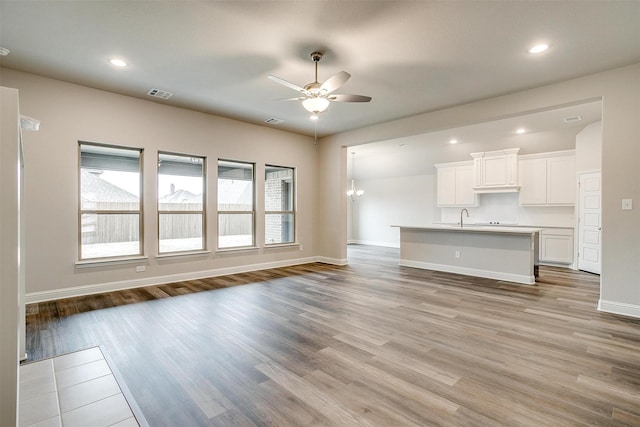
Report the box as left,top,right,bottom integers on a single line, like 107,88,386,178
147,88,173,99
563,115,582,123
264,118,284,125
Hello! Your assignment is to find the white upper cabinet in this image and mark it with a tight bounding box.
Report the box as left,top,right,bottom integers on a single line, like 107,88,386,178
437,165,456,206
518,158,547,204
519,150,576,206
547,155,576,204
435,161,477,207
470,148,520,193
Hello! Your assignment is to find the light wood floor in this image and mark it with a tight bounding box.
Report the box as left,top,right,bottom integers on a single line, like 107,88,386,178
26,245,640,426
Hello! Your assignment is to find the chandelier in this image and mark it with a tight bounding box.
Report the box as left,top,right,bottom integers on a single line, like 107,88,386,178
346,152,364,201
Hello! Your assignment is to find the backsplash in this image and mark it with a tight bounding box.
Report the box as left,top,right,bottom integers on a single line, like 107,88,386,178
440,192,575,227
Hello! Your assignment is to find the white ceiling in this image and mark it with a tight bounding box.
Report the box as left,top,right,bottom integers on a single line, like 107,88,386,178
348,100,602,179
352,100,602,156
1,1,638,138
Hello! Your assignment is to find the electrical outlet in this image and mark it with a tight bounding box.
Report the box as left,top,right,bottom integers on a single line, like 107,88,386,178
455,250,460,259
135,265,146,272
622,198,633,210
299,244,303,251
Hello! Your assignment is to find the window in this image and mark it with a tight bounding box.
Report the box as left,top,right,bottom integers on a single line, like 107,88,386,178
217,160,255,249
79,142,142,260
265,165,295,245
158,152,206,254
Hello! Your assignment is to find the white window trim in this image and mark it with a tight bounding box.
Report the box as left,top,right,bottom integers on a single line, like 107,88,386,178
157,151,207,255
78,141,144,262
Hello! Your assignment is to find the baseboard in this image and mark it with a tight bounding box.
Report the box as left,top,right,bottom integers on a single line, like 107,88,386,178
316,256,348,266
598,299,640,319
399,259,535,285
348,239,400,248
25,256,319,304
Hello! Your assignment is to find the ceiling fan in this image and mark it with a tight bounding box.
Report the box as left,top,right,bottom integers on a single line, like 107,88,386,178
268,51,372,117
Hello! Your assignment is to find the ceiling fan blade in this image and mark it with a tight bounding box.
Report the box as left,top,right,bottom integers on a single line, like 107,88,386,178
320,71,351,94
273,97,306,101
328,94,372,102
267,75,310,95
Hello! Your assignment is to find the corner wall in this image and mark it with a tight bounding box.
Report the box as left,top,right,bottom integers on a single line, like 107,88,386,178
319,63,640,318
0,86,20,427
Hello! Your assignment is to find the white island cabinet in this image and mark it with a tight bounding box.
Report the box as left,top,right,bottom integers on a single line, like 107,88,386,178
392,225,541,285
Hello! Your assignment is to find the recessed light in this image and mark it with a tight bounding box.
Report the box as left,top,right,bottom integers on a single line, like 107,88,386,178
109,58,127,67
449,139,458,145
516,128,526,134
528,43,549,54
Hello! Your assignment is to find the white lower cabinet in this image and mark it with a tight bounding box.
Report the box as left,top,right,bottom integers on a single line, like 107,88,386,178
539,228,574,264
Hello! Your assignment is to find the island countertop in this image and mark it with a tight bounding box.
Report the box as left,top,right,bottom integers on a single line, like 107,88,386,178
393,224,541,284
391,224,542,235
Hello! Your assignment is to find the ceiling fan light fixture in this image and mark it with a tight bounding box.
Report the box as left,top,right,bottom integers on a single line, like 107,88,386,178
302,97,330,113
269,51,371,119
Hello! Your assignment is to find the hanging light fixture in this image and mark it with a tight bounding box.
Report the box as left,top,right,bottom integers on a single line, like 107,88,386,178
346,152,364,201
302,97,330,114
268,51,372,118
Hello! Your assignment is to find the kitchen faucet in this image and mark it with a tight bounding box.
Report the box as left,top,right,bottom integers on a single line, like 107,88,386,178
460,208,469,227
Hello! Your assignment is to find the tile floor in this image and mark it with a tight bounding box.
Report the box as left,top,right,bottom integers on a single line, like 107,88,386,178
19,347,140,427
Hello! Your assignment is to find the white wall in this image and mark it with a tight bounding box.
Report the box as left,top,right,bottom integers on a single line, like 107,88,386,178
576,121,602,172
0,68,318,300
320,63,640,319
348,174,436,247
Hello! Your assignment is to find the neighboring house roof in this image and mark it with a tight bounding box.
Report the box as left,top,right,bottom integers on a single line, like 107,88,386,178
81,170,138,203
217,180,252,205
159,189,201,203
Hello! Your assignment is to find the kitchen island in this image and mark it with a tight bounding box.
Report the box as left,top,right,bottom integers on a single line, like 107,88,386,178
392,225,541,284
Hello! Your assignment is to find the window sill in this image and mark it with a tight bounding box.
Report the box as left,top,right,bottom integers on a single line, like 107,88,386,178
216,246,260,255
264,242,300,250
156,250,211,259
75,256,148,269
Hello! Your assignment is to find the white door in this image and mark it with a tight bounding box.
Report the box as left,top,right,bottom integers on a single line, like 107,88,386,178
578,172,601,274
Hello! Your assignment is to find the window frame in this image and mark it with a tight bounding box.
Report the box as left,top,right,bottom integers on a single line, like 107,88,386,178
78,141,144,261
217,158,256,250
264,164,296,246
157,151,207,255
